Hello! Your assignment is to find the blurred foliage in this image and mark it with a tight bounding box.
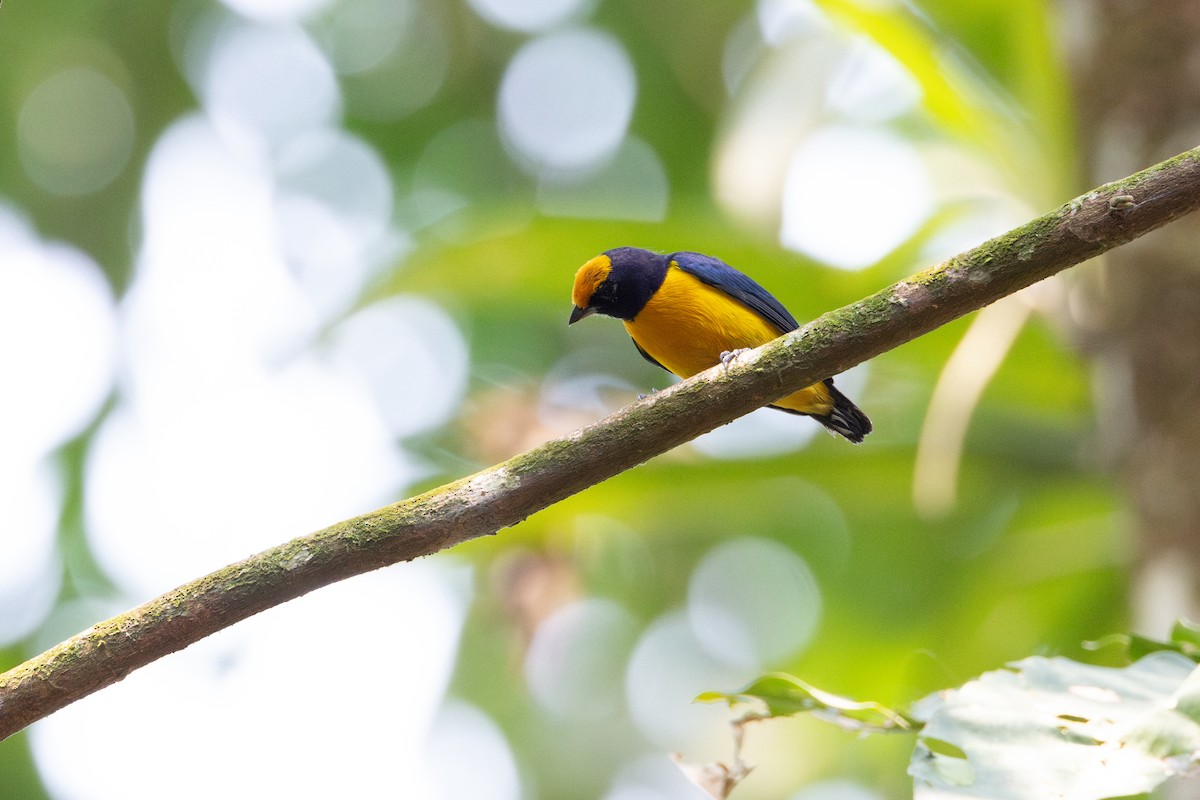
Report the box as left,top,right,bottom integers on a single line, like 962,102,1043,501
702,648,1200,799
1094,618,1200,664
699,673,915,732
0,0,1150,797
907,652,1200,799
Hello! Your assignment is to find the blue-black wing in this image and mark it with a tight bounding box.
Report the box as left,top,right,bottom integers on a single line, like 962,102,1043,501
670,252,799,333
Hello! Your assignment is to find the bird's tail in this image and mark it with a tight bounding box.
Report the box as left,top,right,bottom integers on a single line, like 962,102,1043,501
814,379,872,444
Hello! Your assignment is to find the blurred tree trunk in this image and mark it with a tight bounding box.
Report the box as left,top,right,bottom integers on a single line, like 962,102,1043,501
1069,0,1200,634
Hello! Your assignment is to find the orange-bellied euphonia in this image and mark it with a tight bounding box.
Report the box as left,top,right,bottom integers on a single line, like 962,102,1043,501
569,247,872,443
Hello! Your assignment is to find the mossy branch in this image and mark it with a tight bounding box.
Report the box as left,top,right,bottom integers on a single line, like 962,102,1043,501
5,149,1200,740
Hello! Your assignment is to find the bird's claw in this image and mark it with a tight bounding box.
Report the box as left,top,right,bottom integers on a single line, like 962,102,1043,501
719,348,751,373
637,388,659,400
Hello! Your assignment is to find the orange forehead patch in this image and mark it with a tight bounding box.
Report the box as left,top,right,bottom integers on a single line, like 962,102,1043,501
571,254,612,308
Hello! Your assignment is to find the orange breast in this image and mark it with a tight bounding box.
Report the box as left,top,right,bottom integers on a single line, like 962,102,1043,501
624,264,833,416
625,265,779,376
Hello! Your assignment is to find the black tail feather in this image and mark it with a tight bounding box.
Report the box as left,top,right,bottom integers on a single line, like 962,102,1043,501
815,379,872,443
767,379,872,443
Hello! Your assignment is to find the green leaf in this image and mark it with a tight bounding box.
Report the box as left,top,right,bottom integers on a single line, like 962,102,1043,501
1084,620,1200,663
1172,618,1200,650
909,652,1200,798
698,672,914,732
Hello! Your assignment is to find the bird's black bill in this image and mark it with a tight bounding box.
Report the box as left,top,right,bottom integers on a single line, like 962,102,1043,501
568,305,594,325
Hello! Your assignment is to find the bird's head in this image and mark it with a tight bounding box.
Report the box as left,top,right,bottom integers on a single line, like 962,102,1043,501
569,247,669,324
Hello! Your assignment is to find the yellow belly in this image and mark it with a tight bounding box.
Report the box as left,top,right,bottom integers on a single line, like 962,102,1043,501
624,264,832,415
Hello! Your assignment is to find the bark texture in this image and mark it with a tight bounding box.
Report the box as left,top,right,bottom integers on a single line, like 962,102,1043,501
4,151,1200,739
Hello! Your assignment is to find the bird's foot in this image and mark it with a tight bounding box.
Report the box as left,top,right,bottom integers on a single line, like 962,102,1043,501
637,387,660,400
719,348,751,373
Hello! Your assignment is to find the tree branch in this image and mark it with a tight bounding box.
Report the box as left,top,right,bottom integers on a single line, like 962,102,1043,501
5,149,1200,740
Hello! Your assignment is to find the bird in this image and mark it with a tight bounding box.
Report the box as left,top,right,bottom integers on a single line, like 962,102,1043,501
568,246,872,443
